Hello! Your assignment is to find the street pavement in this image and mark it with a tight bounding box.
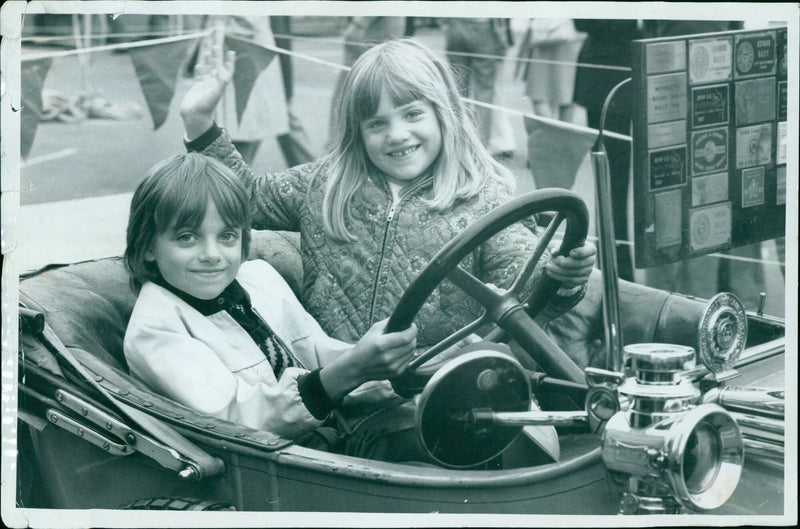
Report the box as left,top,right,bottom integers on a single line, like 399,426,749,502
15,27,785,316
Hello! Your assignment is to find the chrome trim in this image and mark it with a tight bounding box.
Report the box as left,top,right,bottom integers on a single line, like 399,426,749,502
46,409,131,456
471,410,588,428
591,77,631,372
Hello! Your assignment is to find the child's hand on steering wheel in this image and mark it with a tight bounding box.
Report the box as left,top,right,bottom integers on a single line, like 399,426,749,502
546,241,596,289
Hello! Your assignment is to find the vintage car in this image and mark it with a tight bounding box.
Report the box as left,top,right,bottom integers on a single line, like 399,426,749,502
14,189,786,518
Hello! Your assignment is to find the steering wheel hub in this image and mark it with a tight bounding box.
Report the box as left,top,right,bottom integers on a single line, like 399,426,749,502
415,350,531,468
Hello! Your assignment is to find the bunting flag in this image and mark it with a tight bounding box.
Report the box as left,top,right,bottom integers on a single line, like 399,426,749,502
20,58,53,158
524,116,597,190
128,38,196,130
224,35,277,125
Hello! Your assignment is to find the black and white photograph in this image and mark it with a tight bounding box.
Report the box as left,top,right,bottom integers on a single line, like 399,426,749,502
1,1,796,527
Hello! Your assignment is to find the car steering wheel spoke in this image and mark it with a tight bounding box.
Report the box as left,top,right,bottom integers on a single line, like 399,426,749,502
408,312,491,371
446,265,505,308
509,212,564,299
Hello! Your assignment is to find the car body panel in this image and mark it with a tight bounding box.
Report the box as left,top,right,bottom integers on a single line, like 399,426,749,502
15,228,786,514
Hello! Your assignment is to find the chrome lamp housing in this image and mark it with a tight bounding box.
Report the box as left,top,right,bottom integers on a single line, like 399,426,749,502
601,344,744,513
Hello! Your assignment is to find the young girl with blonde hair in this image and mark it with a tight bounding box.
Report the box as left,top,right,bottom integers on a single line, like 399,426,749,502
180,37,595,362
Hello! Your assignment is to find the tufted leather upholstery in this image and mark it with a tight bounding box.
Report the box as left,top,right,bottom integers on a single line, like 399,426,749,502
544,269,709,368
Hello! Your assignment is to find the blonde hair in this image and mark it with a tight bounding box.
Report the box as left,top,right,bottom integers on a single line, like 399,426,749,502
322,39,515,241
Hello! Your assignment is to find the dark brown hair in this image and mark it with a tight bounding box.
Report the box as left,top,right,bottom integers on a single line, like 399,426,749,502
124,153,251,291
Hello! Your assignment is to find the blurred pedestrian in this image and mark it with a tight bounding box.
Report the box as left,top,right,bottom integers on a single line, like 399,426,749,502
518,19,583,123
573,19,642,281
199,16,290,166
441,18,512,145
517,19,585,189
329,17,406,137
270,16,317,166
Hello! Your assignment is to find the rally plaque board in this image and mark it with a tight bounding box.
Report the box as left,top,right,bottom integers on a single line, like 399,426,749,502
632,27,787,268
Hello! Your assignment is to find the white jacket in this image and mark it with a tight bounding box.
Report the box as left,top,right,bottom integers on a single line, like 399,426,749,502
124,260,400,439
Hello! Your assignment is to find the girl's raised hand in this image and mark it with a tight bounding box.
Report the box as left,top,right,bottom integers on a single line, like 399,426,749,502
546,241,597,289
180,40,236,140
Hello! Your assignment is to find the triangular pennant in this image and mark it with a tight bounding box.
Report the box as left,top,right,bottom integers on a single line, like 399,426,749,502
524,117,597,190
20,58,53,158
128,38,196,130
224,35,277,125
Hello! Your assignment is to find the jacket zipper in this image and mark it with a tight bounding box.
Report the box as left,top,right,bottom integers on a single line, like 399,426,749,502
367,176,432,325
368,200,398,325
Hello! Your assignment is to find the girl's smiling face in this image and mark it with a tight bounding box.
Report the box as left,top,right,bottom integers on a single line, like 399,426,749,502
360,91,442,188
146,200,242,300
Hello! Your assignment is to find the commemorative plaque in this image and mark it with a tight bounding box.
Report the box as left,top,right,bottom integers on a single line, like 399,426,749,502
777,28,787,79
655,189,683,248
648,120,686,149
692,128,728,175
689,202,732,251
632,26,786,268
647,41,686,74
741,166,765,208
647,72,687,123
689,37,733,84
692,172,729,207
735,123,773,168
734,77,775,126
777,121,787,165
691,84,729,128
734,31,776,78
776,166,786,205
649,146,687,190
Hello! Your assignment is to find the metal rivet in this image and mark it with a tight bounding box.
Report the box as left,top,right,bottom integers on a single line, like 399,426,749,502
56,393,64,402
105,422,113,430
476,369,498,391
78,428,85,437
81,408,89,416
126,433,136,444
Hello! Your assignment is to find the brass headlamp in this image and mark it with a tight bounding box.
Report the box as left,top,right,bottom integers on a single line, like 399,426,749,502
601,344,744,513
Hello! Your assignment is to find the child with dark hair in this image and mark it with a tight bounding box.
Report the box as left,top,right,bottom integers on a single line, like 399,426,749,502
123,153,417,442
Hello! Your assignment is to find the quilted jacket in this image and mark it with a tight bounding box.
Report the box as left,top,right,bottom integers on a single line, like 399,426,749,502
193,127,585,346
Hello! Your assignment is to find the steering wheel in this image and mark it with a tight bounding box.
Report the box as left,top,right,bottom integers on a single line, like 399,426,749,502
385,189,590,397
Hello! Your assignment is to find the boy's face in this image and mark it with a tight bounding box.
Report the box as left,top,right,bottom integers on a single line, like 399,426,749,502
146,200,242,300
360,91,442,187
